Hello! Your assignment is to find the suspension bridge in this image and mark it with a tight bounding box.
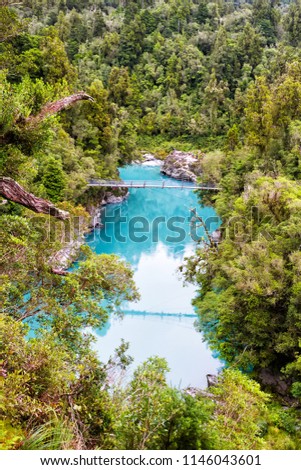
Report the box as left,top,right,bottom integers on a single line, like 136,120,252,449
121,310,197,319
87,179,220,191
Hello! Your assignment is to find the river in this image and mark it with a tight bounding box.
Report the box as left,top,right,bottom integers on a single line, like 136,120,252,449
86,164,221,388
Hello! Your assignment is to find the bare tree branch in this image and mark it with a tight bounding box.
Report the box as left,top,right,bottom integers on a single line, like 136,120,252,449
24,92,94,126
190,209,221,250
0,177,69,220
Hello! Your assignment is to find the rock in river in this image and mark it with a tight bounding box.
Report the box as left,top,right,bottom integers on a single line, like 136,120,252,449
133,153,162,166
161,150,203,182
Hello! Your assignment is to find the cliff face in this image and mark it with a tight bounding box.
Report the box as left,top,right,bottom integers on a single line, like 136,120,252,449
161,150,203,182
85,187,129,229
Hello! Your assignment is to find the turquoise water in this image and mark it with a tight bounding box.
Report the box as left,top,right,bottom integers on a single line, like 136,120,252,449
86,164,221,388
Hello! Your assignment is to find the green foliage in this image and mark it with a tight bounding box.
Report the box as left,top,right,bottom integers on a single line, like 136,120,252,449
0,420,24,450
42,157,66,202
114,357,214,450
0,5,26,45
19,420,74,450
208,369,269,450
115,357,178,450
0,213,139,344
284,0,301,46
185,177,301,378
0,313,118,449
226,124,240,151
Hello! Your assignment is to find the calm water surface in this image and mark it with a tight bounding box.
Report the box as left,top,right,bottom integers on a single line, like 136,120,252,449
86,164,221,388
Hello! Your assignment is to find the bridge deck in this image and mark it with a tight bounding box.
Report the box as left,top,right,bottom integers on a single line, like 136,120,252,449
88,180,220,190
121,310,197,318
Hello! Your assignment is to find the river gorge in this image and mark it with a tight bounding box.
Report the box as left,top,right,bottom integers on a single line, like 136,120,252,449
86,163,222,388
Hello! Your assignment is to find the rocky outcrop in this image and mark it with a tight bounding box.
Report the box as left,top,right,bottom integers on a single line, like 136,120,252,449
258,369,290,396
185,387,215,399
49,239,83,272
101,187,129,205
86,204,103,229
161,150,203,182
86,188,129,229
206,374,219,388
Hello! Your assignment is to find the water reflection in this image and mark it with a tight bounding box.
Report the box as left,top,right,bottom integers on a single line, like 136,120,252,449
93,314,220,389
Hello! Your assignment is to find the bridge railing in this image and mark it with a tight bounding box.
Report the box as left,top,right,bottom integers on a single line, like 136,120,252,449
88,179,194,187
87,179,220,190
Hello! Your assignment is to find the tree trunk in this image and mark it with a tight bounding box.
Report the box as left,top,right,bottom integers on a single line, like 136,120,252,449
0,177,69,220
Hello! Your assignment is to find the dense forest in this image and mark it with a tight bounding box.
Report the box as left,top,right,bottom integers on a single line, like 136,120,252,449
1,0,301,450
